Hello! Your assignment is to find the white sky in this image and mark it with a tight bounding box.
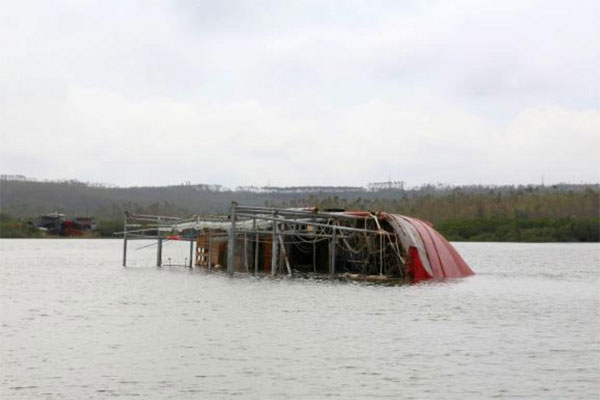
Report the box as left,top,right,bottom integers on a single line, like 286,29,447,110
1,0,599,187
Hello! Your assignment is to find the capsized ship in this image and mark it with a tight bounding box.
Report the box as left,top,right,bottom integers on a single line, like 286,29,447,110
121,204,473,283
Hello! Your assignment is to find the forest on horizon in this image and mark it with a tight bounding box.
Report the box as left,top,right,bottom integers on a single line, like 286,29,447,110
1,179,598,242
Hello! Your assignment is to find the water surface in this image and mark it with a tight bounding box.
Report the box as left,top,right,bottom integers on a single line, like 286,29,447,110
1,240,598,399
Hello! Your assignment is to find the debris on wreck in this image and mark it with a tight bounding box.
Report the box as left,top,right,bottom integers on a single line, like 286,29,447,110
121,203,474,283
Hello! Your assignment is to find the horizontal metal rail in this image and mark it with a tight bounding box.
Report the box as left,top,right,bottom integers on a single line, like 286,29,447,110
235,205,367,221
126,213,182,221
236,212,381,235
232,229,357,239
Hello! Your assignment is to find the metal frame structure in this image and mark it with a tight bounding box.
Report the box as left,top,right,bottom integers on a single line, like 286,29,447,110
120,203,407,280
121,212,194,268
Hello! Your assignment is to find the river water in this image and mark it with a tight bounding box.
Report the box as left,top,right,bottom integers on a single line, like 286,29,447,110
1,239,598,399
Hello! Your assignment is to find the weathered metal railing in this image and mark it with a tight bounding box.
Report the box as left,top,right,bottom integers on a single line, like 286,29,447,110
120,203,405,279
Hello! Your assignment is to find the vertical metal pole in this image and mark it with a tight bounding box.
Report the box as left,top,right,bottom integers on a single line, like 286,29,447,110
189,238,194,268
207,231,212,270
244,233,249,272
271,212,278,277
122,212,128,267
157,238,163,267
156,216,163,267
278,235,292,276
379,233,383,276
253,218,259,274
312,239,317,273
330,227,336,277
227,202,237,276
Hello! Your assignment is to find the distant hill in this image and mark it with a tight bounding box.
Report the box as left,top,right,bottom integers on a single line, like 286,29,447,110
1,178,598,221
2,178,598,241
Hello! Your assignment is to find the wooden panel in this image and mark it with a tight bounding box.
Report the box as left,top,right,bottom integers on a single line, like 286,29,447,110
195,233,220,267
262,237,272,273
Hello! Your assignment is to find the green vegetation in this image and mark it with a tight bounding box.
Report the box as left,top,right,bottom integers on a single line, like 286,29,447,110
436,218,599,242
96,220,124,238
0,213,44,238
274,187,600,242
1,180,598,241
0,213,123,239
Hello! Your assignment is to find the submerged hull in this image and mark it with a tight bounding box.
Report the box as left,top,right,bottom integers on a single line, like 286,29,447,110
383,213,474,282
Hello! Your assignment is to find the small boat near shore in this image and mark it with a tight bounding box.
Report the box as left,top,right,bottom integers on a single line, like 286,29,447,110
33,213,97,236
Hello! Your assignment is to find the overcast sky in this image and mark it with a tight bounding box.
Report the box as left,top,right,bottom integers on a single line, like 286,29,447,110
1,0,599,187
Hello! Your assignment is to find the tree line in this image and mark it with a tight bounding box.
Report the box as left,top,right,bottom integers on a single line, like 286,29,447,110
0,180,598,241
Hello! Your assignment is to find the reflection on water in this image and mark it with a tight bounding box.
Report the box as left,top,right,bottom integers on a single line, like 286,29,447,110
1,240,599,399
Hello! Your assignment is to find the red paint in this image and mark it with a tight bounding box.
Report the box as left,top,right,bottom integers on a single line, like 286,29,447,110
407,246,433,283
344,210,473,282
403,216,474,280
62,220,85,236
